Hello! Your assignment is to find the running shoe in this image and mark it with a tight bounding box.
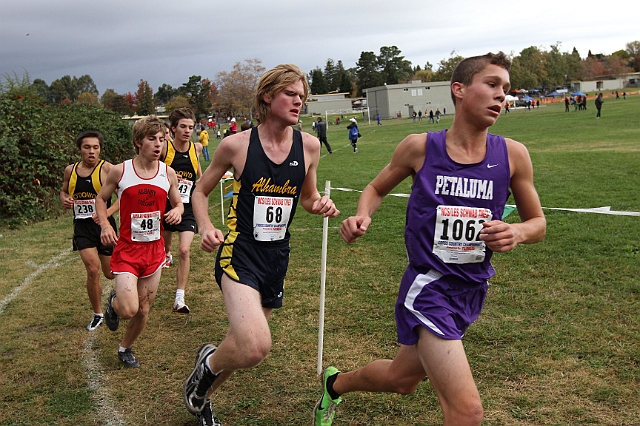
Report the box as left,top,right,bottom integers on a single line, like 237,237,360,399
87,314,104,331
196,400,222,426
105,290,119,331
173,296,191,314
163,253,173,268
313,367,342,426
184,344,218,414
118,348,140,368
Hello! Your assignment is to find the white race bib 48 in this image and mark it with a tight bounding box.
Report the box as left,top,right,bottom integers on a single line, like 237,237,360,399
130,211,161,242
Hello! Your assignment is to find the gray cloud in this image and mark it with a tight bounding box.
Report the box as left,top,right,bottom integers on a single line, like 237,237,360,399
2,0,636,95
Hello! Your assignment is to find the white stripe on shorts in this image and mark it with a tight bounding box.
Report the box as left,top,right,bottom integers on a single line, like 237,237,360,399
404,269,445,336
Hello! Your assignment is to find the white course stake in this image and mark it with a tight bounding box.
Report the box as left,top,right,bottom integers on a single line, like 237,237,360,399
317,180,330,375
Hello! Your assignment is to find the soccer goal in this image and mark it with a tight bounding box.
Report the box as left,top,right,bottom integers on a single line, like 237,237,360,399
324,107,371,126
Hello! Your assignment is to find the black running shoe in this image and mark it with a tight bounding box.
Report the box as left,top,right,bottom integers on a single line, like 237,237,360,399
195,400,222,426
87,314,103,331
105,290,119,331
184,344,218,414
118,348,140,368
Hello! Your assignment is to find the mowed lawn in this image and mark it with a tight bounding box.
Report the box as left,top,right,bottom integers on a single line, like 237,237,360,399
0,93,638,425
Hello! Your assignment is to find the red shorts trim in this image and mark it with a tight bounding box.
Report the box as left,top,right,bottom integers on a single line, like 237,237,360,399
110,239,165,278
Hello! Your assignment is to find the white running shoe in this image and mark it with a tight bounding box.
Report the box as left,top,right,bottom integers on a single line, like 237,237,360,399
163,253,173,268
173,296,190,314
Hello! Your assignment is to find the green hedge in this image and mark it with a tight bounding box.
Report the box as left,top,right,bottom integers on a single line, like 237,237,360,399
0,93,133,227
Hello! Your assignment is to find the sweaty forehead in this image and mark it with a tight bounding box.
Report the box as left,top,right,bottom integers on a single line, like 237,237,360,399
177,118,194,127
476,64,510,82
82,137,100,146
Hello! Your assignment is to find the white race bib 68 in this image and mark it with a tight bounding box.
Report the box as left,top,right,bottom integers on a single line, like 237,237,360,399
252,196,292,241
433,205,492,264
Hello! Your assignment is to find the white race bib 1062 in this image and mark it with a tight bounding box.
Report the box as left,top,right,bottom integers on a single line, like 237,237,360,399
433,205,492,264
130,211,161,242
74,199,96,219
252,196,293,241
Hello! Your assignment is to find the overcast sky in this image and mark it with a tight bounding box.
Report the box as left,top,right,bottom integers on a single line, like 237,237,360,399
2,0,637,95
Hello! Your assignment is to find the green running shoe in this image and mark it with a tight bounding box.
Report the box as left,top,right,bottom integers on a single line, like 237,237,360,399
313,367,342,426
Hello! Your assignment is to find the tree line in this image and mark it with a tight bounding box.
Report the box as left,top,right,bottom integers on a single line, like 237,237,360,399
311,41,640,97
17,59,266,121
7,40,640,122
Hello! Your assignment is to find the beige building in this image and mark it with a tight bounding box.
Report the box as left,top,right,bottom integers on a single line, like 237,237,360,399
304,92,353,115
364,80,454,119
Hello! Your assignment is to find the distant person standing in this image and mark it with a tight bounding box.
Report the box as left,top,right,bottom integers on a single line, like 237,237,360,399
428,109,434,124
435,108,441,123
376,113,381,126
316,117,332,153
229,117,237,134
199,126,210,162
595,93,604,118
564,97,570,112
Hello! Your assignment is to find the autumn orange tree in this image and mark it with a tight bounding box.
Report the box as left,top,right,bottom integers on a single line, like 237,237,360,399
214,59,265,119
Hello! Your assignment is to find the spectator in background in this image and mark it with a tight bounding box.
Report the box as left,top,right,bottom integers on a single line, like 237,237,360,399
347,118,359,153
595,93,604,118
316,117,332,154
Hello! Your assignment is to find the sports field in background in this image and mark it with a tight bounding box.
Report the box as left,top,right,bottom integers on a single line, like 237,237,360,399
0,93,638,425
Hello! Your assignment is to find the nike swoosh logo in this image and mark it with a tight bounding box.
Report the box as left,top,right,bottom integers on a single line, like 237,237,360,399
487,164,498,168
289,161,299,167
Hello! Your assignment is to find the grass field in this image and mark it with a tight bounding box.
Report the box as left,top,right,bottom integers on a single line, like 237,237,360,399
1,93,639,425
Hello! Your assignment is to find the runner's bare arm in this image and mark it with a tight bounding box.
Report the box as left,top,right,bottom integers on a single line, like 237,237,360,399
60,165,74,209
479,139,546,252
96,163,122,246
102,162,119,219
299,133,339,218
341,133,425,244
195,142,203,178
164,167,184,225
192,138,240,252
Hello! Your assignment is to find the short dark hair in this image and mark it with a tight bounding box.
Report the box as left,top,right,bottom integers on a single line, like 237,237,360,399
75,130,104,149
169,107,196,129
450,52,511,105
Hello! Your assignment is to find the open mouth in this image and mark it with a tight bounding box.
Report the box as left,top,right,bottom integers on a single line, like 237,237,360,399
489,105,502,114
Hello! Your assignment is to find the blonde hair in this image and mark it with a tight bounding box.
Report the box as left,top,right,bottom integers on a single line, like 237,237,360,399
254,64,309,123
132,116,165,154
